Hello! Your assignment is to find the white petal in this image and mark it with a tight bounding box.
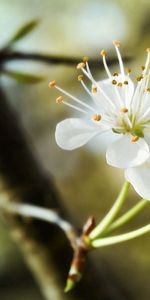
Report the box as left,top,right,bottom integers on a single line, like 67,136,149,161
144,130,150,147
125,160,150,200
55,118,106,150
92,74,134,110
106,134,149,168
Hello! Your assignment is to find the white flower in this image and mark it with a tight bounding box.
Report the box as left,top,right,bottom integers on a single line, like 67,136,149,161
125,129,150,200
49,41,150,172
125,158,150,199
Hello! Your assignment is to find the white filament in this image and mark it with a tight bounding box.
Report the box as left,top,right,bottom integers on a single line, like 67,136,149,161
114,45,125,77
55,85,95,112
102,55,112,78
63,100,88,115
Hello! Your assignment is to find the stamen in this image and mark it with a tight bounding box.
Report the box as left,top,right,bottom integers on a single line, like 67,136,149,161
81,80,93,97
92,87,97,93
138,85,150,119
130,76,146,118
114,85,124,107
124,114,132,128
138,105,150,122
55,95,88,115
120,108,128,113
112,80,117,85
124,80,128,85
145,70,150,90
63,101,88,115
81,63,117,111
113,72,119,76
100,50,107,57
82,61,94,82
77,62,85,69
113,40,121,47
136,75,144,82
100,49,112,78
143,49,150,75
141,66,145,71
92,114,101,121
83,56,89,63
126,67,131,74
113,40,125,77
55,85,96,112
49,80,56,88
131,136,139,142
85,61,94,81
78,75,84,81
56,96,63,104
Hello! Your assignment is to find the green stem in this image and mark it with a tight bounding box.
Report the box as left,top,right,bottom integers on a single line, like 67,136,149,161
105,198,148,234
89,181,130,240
91,224,150,248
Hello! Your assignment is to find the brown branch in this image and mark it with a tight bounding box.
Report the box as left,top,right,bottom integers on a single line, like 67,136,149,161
0,84,128,300
0,50,131,68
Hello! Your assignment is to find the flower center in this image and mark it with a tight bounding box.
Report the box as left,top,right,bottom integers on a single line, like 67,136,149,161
112,110,145,138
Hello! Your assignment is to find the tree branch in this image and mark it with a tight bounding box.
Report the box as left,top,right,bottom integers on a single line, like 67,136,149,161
0,50,131,68
0,84,127,300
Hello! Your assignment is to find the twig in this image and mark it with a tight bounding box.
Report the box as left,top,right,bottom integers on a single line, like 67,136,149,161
0,199,78,251
0,50,131,67
0,85,126,300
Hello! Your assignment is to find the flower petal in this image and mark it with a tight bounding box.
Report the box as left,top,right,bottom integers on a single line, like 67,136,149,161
106,134,149,168
125,159,150,200
143,130,150,147
55,118,106,150
92,74,134,110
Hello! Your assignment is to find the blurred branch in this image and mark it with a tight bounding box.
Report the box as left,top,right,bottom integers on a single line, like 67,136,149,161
0,50,131,68
0,84,127,300
0,199,78,251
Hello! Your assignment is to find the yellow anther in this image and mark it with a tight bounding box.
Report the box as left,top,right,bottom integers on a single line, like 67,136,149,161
56,96,63,104
126,67,131,74
112,80,117,85
113,40,121,47
78,75,84,81
92,114,101,121
113,72,119,76
131,136,139,142
141,65,145,71
120,108,128,113
124,80,128,85
77,62,85,69
146,88,150,92
117,82,122,87
136,75,144,82
100,50,107,57
92,87,97,93
49,80,56,88
146,48,150,52
83,56,89,62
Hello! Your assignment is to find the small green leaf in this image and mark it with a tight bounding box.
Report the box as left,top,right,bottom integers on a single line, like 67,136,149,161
3,70,44,84
10,20,40,43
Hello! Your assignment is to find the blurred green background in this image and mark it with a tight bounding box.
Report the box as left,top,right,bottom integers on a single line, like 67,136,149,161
0,0,150,299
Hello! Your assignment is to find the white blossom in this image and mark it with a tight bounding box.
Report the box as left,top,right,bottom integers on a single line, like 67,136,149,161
49,41,150,199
